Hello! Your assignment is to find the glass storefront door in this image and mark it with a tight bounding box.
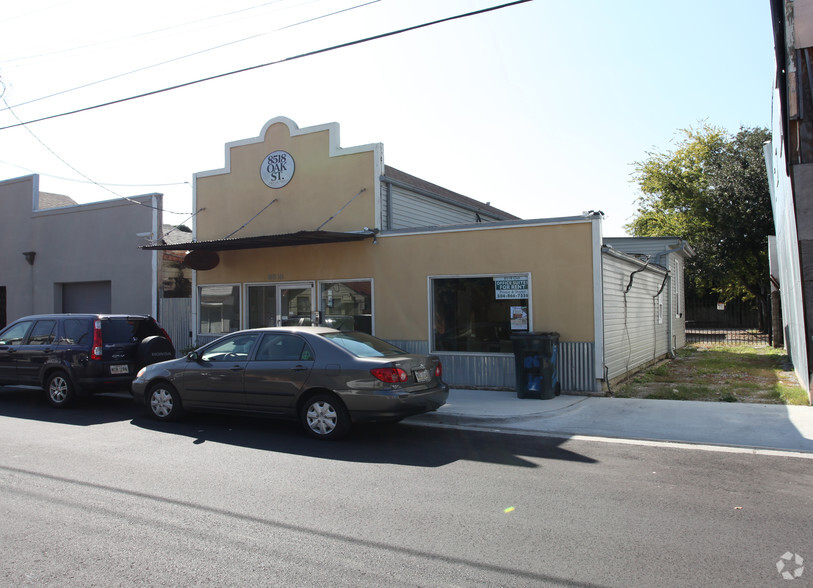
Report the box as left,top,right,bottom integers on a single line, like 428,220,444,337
279,283,314,326
247,282,316,327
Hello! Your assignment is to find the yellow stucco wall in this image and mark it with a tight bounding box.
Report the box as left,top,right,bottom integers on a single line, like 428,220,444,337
192,117,596,346
195,120,377,239
198,221,596,343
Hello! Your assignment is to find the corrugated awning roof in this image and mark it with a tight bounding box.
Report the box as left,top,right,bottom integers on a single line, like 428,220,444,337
141,229,377,251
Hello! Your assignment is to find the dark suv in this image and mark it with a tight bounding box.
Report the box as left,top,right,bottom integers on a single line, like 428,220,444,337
0,314,175,407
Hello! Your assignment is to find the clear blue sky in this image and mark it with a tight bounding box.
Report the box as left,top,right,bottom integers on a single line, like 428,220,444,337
0,0,775,236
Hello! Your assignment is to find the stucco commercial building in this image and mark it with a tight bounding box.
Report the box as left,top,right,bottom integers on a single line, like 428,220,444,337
0,174,164,326
145,117,690,392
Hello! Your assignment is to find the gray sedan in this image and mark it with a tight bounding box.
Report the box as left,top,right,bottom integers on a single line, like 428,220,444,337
131,327,448,440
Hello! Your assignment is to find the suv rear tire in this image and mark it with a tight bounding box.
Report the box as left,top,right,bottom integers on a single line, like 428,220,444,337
45,371,76,408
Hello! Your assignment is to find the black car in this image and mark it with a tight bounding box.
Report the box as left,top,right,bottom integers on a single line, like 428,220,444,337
132,327,448,440
0,314,175,407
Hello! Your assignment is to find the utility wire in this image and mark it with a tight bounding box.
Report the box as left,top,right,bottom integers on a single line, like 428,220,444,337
1,0,379,111
1,79,195,216
0,159,190,187
1,0,292,66
0,0,531,131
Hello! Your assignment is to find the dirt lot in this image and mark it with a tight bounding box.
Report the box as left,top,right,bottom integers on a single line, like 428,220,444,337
612,344,808,405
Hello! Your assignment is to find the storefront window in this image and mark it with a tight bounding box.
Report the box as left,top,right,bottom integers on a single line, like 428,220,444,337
432,275,529,353
248,285,277,328
199,285,240,334
320,281,372,333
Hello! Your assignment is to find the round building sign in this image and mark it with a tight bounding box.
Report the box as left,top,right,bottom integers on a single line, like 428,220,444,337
260,150,295,188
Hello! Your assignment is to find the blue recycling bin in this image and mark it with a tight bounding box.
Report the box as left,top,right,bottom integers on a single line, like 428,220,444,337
511,332,560,399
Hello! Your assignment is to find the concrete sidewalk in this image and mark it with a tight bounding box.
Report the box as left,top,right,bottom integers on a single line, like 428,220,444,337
406,389,813,454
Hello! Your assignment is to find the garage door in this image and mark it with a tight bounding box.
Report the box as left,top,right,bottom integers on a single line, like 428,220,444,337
62,281,112,313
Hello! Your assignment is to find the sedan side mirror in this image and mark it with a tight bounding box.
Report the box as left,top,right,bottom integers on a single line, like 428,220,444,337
187,351,199,361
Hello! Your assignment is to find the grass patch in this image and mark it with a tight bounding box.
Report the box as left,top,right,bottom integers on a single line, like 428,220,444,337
775,383,811,405
614,343,810,405
644,384,716,401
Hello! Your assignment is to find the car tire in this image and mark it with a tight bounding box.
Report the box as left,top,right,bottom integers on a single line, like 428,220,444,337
147,382,183,422
137,336,175,368
300,393,350,440
45,371,76,408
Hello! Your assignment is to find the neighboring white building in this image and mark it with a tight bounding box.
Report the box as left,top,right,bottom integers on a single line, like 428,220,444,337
767,0,813,401
603,237,695,385
0,174,164,326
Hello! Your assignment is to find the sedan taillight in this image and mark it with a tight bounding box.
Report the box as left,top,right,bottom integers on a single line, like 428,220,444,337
435,362,442,379
371,367,408,383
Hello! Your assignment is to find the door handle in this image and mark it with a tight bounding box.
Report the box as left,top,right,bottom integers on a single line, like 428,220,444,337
292,365,308,372
229,365,244,371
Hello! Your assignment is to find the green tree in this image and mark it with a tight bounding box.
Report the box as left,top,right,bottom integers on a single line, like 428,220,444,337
627,124,773,328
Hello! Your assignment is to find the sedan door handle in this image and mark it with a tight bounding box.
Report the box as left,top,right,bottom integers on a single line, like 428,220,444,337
291,365,308,372
229,365,245,371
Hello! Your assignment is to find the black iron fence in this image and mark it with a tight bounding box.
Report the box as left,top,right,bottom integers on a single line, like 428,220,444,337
686,326,771,345
685,296,771,345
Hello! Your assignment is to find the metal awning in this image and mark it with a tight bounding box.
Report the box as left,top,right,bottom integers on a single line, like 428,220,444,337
141,229,377,251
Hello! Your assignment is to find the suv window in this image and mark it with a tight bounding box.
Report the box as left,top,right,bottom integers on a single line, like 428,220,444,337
60,319,92,345
101,318,162,344
28,320,57,345
0,321,34,345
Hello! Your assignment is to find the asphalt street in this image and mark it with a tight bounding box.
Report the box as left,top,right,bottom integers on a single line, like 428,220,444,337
0,389,810,587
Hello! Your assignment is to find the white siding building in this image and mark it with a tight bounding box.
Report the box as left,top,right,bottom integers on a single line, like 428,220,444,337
602,237,694,384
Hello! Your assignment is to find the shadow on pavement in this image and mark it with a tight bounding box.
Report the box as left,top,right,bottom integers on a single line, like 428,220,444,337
131,410,598,468
0,386,136,426
0,385,598,468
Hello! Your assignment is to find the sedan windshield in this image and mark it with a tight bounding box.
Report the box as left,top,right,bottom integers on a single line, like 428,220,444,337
321,331,405,358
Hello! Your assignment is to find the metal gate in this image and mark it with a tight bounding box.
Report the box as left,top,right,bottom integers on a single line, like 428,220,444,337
159,297,192,356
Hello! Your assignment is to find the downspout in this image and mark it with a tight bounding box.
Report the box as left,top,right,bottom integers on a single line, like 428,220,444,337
385,180,393,230
652,270,673,359
592,218,605,393
668,273,675,358
152,194,162,320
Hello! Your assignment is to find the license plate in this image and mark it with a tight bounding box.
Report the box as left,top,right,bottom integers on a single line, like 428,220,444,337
414,369,431,383
110,365,129,375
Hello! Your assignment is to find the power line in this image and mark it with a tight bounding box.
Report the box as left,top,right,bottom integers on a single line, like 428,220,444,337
1,80,193,216
0,0,292,66
1,0,380,112
0,159,191,187
0,0,532,131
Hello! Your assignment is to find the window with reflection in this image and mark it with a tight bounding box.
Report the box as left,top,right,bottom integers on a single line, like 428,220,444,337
320,280,372,333
248,285,277,328
199,285,240,334
432,275,529,353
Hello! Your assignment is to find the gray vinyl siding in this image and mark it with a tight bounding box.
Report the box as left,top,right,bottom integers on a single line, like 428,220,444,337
604,237,691,354
603,252,669,381
382,183,502,229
